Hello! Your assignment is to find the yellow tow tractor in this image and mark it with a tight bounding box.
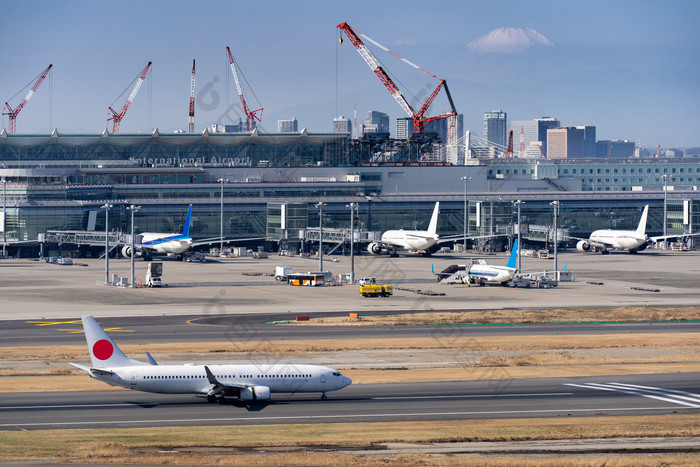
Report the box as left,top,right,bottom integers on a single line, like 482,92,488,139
359,284,393,297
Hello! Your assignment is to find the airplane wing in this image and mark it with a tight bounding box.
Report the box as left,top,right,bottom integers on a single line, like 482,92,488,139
561,235,615,249
650,233,700,243
436,233,508,244
191,237,267,247
204,365,254,396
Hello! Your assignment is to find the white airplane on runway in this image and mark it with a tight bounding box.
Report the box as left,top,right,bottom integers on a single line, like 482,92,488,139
122,205,195,259
70,316,352,403
573,205,700,254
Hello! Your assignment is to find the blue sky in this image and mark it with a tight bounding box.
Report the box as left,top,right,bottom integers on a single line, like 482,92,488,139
1,0,698,148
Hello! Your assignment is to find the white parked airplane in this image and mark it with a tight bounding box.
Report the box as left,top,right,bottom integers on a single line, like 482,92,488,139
433,239,520,286
122,205,194,259
70,315,352,403
574,205,651,254
367,202,441,256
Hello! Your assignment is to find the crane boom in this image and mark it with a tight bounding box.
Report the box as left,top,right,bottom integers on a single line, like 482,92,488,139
226,46,263,132
107,61,152,134
3,64,53,134
188,59,196,133
337,22,457,133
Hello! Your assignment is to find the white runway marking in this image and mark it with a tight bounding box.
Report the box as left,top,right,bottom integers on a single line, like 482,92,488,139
0,406,692,428
565,383,700,408
372,392,573,400
0,403,154,410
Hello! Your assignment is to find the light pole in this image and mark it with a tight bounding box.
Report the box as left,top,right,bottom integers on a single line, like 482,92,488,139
514,200,523,274
347,202,357,284
1,177,6,258
316,202,325,273
461,176,471,252
218,178,228,255
101,203,113,284
127,204,140,287
662,174,669,249
550,200,559,279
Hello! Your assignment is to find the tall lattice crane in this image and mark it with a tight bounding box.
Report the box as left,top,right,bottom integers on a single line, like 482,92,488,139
188,59,196,133
3,64,53,134
107,61,152,134
226,46,263,132
337,22,457,134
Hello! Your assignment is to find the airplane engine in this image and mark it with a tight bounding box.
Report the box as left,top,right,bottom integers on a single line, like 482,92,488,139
238,385,271,402
367,242,383,255
636,242,648,251
121,245,133,258
576,240,591,252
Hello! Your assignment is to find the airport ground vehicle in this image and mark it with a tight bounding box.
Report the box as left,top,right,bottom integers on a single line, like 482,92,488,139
288,272,325,286
145,262,163,287
358,277,376,286
359,284,393,297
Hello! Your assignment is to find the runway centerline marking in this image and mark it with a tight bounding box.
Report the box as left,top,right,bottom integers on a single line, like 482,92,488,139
1,405,695,429
0,403,156,410
371,392,573,400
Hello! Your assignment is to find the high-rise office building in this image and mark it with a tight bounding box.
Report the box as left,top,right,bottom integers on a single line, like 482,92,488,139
575,125,596,158
278,118,299,133
484,110,507,148
362,111,390,136
396,117,414,140
547,127,584,159
332,116,352,134
535,117,560,155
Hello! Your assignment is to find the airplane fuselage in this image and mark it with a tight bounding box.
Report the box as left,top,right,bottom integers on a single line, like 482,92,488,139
380,230,438,251
468,264,516,283
588,230,648,251
139,233,193,255
89,363,351,396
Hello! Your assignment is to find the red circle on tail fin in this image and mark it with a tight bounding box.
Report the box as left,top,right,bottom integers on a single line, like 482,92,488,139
93,339,114,360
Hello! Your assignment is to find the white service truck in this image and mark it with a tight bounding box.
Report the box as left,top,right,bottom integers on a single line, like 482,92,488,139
145,262,163,287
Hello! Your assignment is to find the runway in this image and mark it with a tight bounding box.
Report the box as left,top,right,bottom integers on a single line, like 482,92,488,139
2,313,699,346
1,373,697,431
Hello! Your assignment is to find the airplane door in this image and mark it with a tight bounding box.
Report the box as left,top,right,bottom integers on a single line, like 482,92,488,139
130,371,137,387
321,372,326,384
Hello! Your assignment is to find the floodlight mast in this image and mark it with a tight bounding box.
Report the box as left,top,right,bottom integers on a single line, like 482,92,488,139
337,22,456,133
226,46,263,132
107,61,152,134
3,64,53,134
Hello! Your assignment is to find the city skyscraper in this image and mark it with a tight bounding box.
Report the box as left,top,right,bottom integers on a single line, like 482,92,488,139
396,117,414,140
332,116,352,134
575,125,597,158
536,117,560,156
547,127,584,159
362,111,390,136
277,118,298,133
484,110,507,148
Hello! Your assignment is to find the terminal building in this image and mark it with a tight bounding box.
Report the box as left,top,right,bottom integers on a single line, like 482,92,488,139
1,129,699,257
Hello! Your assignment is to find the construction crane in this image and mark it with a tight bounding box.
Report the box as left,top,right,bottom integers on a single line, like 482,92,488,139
188,59,196,133
107,61,152,134
226,46,263,132
3,64,53,134
337,22,457,134
505,130,514,158
655,144,661,158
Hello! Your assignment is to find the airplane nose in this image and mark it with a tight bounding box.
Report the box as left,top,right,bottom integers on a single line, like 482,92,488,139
343,376,352,387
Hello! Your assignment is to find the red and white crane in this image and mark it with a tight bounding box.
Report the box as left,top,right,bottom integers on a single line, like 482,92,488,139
107,61,152,134
3,64,53,134
188,59,196,133
337,22,457,134
226,46,263,132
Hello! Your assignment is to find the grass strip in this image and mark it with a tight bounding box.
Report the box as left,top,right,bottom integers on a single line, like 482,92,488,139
1,415,699,465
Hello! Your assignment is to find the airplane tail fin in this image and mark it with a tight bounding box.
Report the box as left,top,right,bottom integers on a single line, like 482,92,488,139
561,261,568,272
427,202,440,236
81,315,144,368
182,204,193,238
505,238,518,269
635,205,649,236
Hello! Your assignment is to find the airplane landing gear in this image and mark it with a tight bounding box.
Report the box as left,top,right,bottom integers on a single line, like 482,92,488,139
321,393,327,400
